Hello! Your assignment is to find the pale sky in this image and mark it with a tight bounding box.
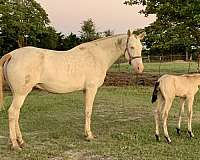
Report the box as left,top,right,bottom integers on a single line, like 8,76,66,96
36,0,156,35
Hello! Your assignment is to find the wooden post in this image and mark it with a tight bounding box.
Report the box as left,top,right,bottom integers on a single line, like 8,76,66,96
188,54,192,73
197,54,200,72
148,55,150,63
159,56,162,76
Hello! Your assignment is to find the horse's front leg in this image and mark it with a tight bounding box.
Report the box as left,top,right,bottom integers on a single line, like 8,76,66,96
176,98,185,135
84,87,97,141
187,96,194,138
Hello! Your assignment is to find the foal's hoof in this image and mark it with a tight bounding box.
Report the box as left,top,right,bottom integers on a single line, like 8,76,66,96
17,140,25,148
155,134,160,141
176,128,181,135
188,131,194,138
164,136,171,144
19,142,25,148
10,145,22,151
85,134,97,141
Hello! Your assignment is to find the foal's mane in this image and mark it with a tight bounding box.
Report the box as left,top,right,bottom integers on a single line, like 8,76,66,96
182,74,200,78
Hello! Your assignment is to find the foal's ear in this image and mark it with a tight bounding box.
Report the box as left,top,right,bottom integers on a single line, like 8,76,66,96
127,29,132,37
137,32,146,40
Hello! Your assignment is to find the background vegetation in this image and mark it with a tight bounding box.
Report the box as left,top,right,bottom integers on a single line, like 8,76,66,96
125,0,200,59
1,0,200,60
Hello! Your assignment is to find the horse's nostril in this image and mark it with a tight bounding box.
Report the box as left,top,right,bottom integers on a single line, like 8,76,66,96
138,67,140,70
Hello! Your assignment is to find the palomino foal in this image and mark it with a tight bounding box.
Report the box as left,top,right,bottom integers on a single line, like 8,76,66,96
152,74,200,143
0,30,145,150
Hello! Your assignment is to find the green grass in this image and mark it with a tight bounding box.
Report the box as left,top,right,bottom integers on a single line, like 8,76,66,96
1,87,200,159
109,62,199,74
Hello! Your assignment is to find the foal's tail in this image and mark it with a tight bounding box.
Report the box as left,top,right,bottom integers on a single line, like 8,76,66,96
0,54,12,110
151,81,160,103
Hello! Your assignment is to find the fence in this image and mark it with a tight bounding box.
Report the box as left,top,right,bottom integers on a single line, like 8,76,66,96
106,55,200,86
112,55,200,75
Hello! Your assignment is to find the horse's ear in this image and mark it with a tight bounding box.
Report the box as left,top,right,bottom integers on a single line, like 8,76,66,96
137,32,146,40
127,29,132,37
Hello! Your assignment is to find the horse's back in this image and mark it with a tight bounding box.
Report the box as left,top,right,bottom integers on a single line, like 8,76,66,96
6,46,106,93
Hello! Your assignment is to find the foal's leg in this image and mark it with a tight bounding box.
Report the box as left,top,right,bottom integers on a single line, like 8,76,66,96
187,97,194,138
176,98,185,135
162,98,173,143
154,95,163,141
84,87,97,140
8,94,27,150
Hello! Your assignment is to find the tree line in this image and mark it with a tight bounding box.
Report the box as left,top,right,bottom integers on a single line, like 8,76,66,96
125,0,200,60
1,0,200,59
0,0,113,56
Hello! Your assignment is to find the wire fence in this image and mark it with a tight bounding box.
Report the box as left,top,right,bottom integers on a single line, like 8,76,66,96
106,55,200,86
113,55,200,75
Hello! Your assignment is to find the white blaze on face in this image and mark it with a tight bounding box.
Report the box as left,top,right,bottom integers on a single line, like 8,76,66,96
131,58,144,73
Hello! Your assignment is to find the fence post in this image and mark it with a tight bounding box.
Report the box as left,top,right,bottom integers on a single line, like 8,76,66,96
148,55,150,63
188,54,192,73
158,56,162,76
197,54,200,72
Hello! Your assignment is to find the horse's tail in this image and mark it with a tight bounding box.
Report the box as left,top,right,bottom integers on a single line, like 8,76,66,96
151,81,160,103
0,54,12,110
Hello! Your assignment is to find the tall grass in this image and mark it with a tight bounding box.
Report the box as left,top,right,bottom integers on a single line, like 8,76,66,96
1,87,200,159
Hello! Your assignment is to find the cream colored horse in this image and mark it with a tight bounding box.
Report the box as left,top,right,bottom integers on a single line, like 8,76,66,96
152,74,200,143
0,30,145,150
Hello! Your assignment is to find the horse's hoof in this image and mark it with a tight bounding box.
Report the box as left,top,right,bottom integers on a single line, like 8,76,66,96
176,128,181,135
188,131,194,138
155,134,160,141
10,145,22,151
17,139,25,148
19,142,25,148
164,136,171,144
85,135,96,141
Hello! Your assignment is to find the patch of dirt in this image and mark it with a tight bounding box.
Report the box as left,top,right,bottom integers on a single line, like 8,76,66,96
63,150,116,160
104,72,159,86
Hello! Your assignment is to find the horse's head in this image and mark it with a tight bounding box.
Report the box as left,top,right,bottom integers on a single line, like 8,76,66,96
124,30,145,74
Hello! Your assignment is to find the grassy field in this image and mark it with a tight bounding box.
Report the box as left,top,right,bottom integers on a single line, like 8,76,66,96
1,86,200,159
109,62,199,74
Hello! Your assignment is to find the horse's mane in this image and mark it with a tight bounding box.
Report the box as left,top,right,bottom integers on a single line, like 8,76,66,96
91,34,126,43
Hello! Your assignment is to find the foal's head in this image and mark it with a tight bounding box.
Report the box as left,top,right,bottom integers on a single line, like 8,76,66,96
124,30,145,74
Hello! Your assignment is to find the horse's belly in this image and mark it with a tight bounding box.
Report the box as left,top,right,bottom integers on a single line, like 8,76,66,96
38,81,84,93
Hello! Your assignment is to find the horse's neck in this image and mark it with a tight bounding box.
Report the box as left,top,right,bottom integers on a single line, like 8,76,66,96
91,35,127,70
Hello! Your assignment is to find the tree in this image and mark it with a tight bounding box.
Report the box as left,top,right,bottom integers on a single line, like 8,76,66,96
56,32,81,51
103,29,114,37
124,0,200,58
0,0,57,54
36,26,58,49
80,18,101,42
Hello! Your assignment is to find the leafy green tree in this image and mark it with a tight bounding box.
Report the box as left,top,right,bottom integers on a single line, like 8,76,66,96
35,26,58,49
124,0,200,58
103,29,114,37
56,32,81,51
0,0,57,54
80,18,101,42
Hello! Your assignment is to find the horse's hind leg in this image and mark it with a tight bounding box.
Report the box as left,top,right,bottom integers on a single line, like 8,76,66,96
162,98,173,143
84,87,97,141
8,94,28,150
176,98,185,135
154,94,163,141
